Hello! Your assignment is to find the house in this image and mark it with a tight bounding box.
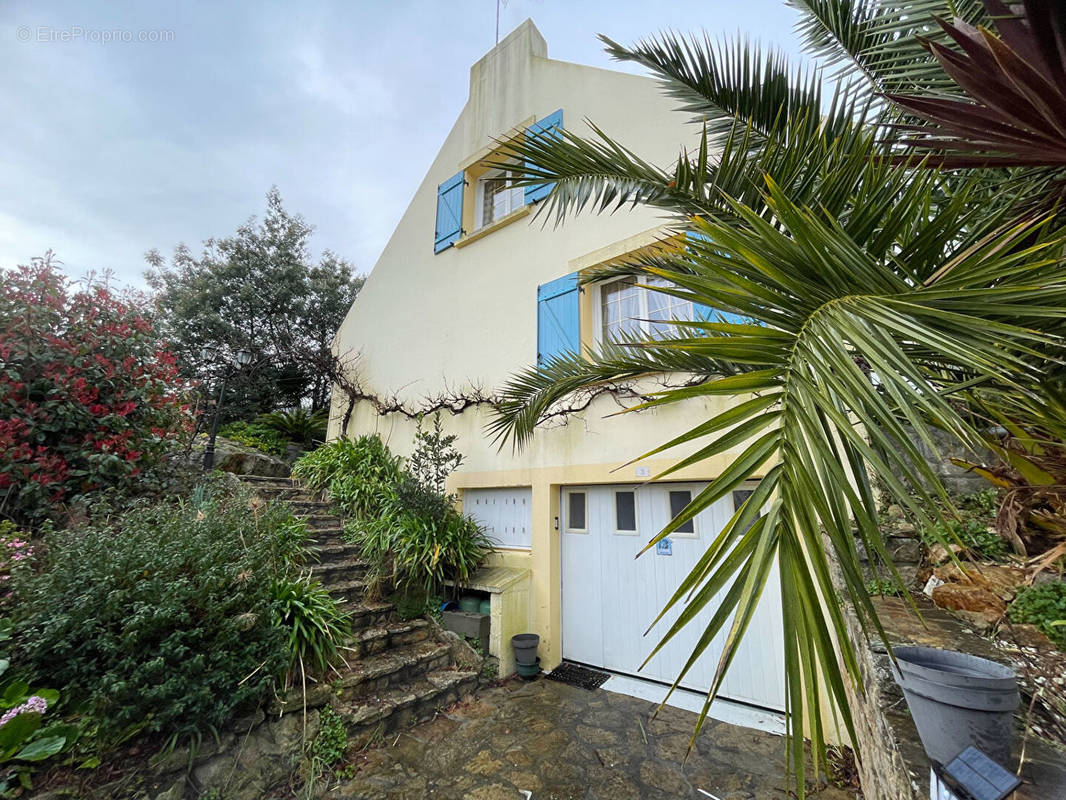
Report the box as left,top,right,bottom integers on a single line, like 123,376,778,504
328,20,785,718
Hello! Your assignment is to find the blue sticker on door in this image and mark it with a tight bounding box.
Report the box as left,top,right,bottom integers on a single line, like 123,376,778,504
656,538,672,556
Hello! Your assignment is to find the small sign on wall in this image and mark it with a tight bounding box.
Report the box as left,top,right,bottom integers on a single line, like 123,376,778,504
656,538,672,556
635,466,650,477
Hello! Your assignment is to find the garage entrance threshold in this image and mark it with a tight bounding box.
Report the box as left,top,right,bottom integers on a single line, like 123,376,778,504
599,672,787,736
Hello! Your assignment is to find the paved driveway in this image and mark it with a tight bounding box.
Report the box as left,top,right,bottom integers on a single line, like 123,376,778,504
324,677,857,800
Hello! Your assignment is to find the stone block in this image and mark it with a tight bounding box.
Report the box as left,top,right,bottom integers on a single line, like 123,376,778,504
930,582,1006,625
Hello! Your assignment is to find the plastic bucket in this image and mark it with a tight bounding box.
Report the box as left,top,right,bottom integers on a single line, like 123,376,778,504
892,646,1019,766
511,633,540,665
515,657,540,680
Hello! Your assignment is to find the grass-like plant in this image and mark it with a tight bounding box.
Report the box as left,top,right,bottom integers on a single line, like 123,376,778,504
292,436,403,518
270,574,349,683
354,478,494,602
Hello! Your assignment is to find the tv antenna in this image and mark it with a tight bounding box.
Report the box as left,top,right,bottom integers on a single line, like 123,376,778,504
495,0,507,44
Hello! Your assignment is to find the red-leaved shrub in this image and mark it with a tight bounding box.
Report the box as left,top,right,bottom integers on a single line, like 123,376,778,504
0,256,191,526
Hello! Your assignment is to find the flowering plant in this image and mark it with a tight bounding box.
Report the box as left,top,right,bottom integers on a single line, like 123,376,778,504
0,522,33,611
0,623,78,794
0,255,192,526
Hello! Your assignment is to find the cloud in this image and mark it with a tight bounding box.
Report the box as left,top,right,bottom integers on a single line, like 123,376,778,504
290,42,396,119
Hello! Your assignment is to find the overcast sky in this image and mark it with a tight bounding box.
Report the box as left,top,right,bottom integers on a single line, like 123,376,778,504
1,1,809,287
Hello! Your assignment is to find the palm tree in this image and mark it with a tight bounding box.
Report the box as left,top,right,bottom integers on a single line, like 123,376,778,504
488,2,1066,791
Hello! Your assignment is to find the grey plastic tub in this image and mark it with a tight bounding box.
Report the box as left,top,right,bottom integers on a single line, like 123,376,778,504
892,646,1019,767
511,633,540,665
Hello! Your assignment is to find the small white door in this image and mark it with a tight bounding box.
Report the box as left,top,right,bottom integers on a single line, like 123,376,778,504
561,483,786,711
463,487,532,550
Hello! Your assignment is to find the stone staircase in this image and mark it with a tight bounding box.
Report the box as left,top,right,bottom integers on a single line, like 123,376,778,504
239,474,480,746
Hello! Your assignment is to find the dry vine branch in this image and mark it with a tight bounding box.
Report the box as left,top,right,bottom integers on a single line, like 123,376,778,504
318,349,709,437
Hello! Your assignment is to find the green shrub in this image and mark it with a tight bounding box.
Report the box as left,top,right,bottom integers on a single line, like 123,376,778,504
960,489,1000,517
920,518,1011,561
309,705,347,767
11,479,301,742
218,420,287,457
259,408,328,448
292,436,403,518
271,575,349,680
1008,581,1066,649
408,414,462,494
865,578,903,597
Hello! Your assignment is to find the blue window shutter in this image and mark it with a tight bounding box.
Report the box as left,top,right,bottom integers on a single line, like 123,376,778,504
537,271,580,366
434,171,465,253
525,109,563,205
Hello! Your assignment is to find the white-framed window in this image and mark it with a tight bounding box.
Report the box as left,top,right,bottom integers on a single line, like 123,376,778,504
613,489,638,535
598,276,694,344
732,484,764,535
667,488,698,538
564,489,588,533
475,168,524,229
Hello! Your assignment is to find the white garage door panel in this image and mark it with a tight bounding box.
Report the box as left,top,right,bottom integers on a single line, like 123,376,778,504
562,483,785,712
463,487,532,550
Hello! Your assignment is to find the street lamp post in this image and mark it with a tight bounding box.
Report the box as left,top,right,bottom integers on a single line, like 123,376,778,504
202,347,254,471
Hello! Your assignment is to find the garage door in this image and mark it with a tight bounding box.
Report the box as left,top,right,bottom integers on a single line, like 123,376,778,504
560,483,786,711
463,487,532,550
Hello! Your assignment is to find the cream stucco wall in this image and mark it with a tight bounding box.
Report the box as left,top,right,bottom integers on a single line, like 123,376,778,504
328,21,768,677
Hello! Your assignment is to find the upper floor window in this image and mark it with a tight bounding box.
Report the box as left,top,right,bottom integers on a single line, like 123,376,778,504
433,108,563,253
600,276,693,344
476,168,524,230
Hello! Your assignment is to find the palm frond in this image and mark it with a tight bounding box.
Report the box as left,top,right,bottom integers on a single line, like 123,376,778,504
600,33,832,141
788,0,989,95
497,95,884,232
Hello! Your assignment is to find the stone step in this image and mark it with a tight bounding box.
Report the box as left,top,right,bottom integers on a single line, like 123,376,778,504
288,499,336,515
322,577,369,602
254,487,320,503
313,541,363,560
311,558,368,581
301,514,346,530
306,524,345,538
350,619,432,658
332,641,454,703
342,600,397,630
308,537,348,553
336,669,479,748
238,475,297,487
309,533,349,550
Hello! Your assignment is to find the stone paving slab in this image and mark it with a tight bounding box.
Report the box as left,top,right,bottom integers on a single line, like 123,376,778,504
321,678,857,800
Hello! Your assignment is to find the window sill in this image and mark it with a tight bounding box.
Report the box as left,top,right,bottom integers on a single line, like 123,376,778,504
454,204,530,249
